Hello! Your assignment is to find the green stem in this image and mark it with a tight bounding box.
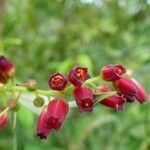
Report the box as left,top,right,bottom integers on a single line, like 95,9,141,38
0,107,9,117
13,129,17,150
84,76,101,85
13,113,17,150
33,89,61,97
94,91,117,105
3,86,62,97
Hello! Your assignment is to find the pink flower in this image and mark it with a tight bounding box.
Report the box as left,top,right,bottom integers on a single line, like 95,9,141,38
131,79,148,103
73,86,94,112
101,64,126,81
48,73,67,91
46,98,69,130
37,108,51,139
97,85,126,110
113,76,138,97
68,66,90,86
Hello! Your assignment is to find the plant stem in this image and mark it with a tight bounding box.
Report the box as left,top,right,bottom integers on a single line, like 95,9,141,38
3,86,62,97
94,91,117,105
13,129,17,150
13,113,17,150
84,76,101,85
0,107,9,117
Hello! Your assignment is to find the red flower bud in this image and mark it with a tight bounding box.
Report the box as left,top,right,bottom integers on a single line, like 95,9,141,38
0,55,15,80
113,76,138,97
97,85,126,110
131,79,148,103
0,112,9,129
101,64,126,81
68,66,90,86
101,95,126,110
48,73,67,91
73,86,94,112
37,108,51,139
46,98,69,130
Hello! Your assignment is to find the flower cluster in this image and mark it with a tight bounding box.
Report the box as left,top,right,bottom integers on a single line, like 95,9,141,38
101,64,148,104
48,66,93,113
0,55,148,141
40,67,94,139
36,65,148,139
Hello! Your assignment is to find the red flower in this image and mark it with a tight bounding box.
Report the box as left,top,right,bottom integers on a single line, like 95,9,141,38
37,108,51,139
101,64,126,81
131,79,148,103
48,73,67,91
73,86,94,112
97,85,126,110
46,98,69,130
0,55,15,80
68,66,90,86
0,112,9,129
113,76,138,97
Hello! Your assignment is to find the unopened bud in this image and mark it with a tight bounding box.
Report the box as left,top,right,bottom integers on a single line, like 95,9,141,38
27,79,39,91
7,100,20,112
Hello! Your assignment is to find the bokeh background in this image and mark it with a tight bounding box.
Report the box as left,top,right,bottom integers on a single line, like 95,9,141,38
0,0,150,150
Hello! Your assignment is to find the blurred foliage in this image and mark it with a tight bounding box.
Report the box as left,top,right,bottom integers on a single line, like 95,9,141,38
0,0,150,150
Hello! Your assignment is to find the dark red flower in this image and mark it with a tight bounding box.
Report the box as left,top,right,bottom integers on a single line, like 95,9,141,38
113,76,138,97
0,112,9,129
68,66,90,86
37,108,51,139
73,86,94,112
101,64,126,81
131,79,148,103
48,73,67,91
46,98,69,130
0,55,15,79
97,85,126,110
101,95,126,110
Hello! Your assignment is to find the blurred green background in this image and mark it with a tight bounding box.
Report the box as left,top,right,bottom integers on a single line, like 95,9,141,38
0,0,150,150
